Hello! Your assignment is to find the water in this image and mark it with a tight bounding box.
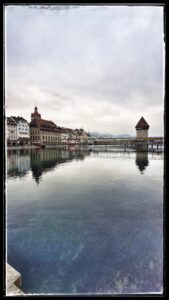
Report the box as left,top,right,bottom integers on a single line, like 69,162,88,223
6,147,163,294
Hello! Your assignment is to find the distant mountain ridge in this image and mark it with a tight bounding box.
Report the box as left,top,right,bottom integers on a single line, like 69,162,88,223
89,132,133,138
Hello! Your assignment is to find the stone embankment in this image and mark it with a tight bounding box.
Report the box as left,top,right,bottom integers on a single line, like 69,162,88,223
7,145,39,150
6,263,25,296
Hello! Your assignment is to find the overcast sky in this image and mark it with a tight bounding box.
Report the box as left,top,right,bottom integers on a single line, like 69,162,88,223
5,5,164,136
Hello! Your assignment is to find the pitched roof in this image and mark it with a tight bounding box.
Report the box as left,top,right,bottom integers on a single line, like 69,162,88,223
11,116,28,123
7,117,17,125
135,117,149,129
29,118,61,131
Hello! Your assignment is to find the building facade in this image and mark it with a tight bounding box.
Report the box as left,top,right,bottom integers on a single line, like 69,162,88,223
29,107,62,145
11,116,30,143
6,117,17,144
68,129,77,144
135,117,149,138
74,128,89,144
60,128,70,144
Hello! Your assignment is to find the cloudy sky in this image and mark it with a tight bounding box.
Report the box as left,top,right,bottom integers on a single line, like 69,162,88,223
5,5,164,136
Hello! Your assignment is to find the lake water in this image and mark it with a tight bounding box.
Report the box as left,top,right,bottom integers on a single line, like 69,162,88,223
6,147,163,295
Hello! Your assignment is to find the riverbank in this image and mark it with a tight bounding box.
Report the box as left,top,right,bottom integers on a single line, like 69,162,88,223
7,144,164,153
7,144,88,150
7,145,39,150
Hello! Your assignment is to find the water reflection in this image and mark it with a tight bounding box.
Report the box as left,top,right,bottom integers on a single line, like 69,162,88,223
135,151,149,174
7,149,31,179
7,148,90,184
30,149,89,184
7,147,163,294
7,148,163,183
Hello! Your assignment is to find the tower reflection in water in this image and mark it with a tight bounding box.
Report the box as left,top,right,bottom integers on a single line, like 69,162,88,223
7,148,151,182
30,148,89,184
7,148,90,184
135,150,149,174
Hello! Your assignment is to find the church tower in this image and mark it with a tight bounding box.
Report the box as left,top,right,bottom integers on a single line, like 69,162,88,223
31,107,41,121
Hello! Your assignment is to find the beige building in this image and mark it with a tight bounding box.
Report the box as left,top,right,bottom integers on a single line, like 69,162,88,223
74,128,89,144
135,117,149,138
29,107,61,145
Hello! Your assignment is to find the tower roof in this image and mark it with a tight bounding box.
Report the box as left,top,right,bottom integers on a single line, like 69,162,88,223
135,117,149,129
31,107,41,119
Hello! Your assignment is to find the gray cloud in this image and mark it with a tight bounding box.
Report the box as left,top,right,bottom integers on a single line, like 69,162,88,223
5,5,164,136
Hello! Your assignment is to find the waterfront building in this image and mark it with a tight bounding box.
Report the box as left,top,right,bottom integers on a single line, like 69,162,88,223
135,117,149,138
29,107,62,145
68,129,77,144
11,116,30,144
61,132,69,144
29,107,89,146
59,128,70,144
74,128,89,144
6,117,17,144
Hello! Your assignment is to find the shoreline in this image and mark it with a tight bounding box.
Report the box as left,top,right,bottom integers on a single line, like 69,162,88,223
7,145,40,150
6,144,164,153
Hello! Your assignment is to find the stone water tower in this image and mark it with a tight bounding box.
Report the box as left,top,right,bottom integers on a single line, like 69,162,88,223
135,117,149,138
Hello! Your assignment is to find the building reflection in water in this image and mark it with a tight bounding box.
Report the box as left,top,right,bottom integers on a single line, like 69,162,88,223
7,149,31,179
7,148,151,182
135,150,149,174
30,148,89,184
30,149,88,184
7,148,90,184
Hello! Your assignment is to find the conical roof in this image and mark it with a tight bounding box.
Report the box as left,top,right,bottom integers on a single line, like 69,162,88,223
135,117,149,129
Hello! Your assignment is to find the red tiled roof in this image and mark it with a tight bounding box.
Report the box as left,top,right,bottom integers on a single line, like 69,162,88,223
135,117,149,129
29,118,60,131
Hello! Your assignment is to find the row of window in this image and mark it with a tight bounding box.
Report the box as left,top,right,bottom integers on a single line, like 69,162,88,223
31,131,59,136
31,135,61,139
19,132,29,135
31,136,61,140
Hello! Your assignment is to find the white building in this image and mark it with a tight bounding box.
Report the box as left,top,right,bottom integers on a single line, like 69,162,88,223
61,132,69,144
60,128,70,144
11,116,30,143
